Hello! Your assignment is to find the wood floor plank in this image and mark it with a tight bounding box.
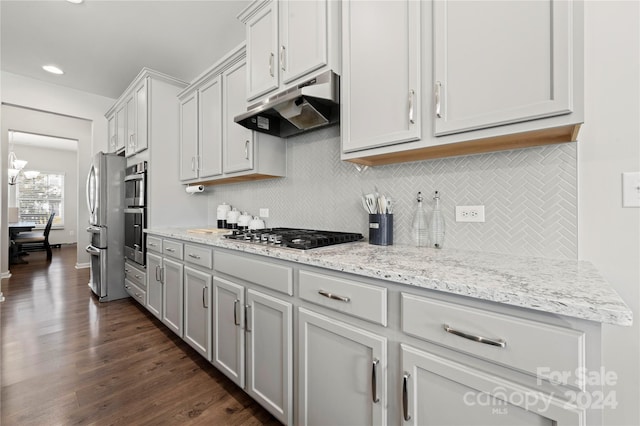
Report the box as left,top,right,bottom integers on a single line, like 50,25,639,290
1,245,280,425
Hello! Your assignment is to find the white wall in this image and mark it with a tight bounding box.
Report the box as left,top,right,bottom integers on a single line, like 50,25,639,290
580,2,640,425
10,144,78,245
1,72,115,276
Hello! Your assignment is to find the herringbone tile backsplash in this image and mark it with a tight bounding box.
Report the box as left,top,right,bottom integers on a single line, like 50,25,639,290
207,126,577,259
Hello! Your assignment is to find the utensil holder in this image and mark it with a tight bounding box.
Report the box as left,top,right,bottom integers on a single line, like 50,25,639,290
369,214,393,246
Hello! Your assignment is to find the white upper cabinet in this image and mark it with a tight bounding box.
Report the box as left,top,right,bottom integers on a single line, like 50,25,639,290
245,1,279,100
279,0,328,84
198,76,223,178
341,0,583,167
239,0,339,102
178,43,286,185
115,103,126,152
179,76,223,181
223,60,254,173
107,112,116,152
341,0,421,153
179,91,199,181
433,0,573,136
125,78,148,157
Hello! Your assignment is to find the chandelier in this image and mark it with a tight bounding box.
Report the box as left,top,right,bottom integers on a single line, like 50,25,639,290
8,131,39,185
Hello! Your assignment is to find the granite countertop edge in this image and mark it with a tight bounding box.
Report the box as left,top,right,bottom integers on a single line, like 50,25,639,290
144,227,633,327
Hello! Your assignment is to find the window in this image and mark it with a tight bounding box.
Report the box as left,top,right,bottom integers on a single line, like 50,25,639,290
16,172,64,228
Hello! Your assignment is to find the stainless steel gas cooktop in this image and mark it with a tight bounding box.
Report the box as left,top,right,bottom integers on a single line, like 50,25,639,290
224,228,364,250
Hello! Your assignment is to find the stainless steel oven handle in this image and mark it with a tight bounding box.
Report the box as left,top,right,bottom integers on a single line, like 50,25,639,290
125,174,144,182
85,245,101,256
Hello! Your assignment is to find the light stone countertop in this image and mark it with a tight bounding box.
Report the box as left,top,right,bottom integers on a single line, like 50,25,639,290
145,227,633,326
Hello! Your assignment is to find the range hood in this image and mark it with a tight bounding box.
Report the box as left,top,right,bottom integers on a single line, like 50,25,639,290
234,70,339,138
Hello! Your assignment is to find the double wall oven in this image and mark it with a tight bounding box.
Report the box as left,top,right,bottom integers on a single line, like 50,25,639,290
124,161,147,266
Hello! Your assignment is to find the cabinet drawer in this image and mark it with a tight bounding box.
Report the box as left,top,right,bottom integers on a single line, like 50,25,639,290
124,262,146,289
146,236,162,253
184,244,213,269
401,293,585,388
125,279,146,306
299,270,387,326
162,239,184,260
214,251,293,296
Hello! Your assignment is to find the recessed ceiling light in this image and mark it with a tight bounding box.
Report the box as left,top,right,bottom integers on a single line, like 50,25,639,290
42,65,64,75
67,0,84,3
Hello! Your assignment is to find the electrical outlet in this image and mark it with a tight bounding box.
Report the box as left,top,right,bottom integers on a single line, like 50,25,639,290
259,208,269,218
455,205,485,223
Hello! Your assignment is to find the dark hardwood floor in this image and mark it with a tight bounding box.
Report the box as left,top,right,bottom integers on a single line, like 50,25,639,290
1,245,280,425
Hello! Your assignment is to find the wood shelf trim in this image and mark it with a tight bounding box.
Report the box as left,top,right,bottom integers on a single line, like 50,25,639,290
345,124,582,167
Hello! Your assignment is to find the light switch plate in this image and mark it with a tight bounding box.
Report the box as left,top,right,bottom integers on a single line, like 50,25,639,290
622,172,640,207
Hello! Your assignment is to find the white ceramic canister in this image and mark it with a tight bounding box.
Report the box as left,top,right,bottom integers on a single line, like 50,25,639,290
248,216,265,230
226,208,240,229
238,212,252,230
216,203,231,229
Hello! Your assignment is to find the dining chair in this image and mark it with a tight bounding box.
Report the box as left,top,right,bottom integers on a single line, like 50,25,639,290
14,212,56,261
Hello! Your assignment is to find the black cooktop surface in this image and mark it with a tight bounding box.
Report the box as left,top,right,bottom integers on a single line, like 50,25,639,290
224,228,364,250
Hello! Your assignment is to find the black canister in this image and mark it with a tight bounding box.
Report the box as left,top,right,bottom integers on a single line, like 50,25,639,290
369,214,393,246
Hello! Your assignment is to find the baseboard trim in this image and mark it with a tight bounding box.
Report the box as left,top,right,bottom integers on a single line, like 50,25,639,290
75,263,90,269
1,271,12,280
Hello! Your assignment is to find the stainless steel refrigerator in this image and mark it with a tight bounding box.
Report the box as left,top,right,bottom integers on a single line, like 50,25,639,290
85,152,128,302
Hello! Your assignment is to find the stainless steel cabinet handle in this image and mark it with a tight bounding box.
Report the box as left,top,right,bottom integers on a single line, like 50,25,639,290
435,81,442,118
371,358,380,403
125,284,131,290
269,53,274,77
318,290,350,303
280,45,286,71
403,372,411,421
155,265,160,282
159,267,164,284
244,140,250,160
443,324,506,348
148,242,157,247
409,90,415,124
188,253,201,260
135,292,143,299
191,157,195,172
202,286,208,309
233,299,240,326
245,305,252,332
135,274,142,280
165,247,175,253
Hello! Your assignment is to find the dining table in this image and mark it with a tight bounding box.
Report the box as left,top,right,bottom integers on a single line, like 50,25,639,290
8,221,36,265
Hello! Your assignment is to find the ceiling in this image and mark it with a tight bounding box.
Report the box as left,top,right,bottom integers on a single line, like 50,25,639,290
1,0,249,100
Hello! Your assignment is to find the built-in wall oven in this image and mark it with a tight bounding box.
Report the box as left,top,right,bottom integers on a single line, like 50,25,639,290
124,161,147,265
124,207,146,265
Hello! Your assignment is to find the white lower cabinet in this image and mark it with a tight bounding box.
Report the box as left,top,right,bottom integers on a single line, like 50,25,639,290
183,266,212,360
143,234,604,426
297,307,387,426
400,344,584,426
161,258,184,337
146,252,163,320
212,275,293,425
